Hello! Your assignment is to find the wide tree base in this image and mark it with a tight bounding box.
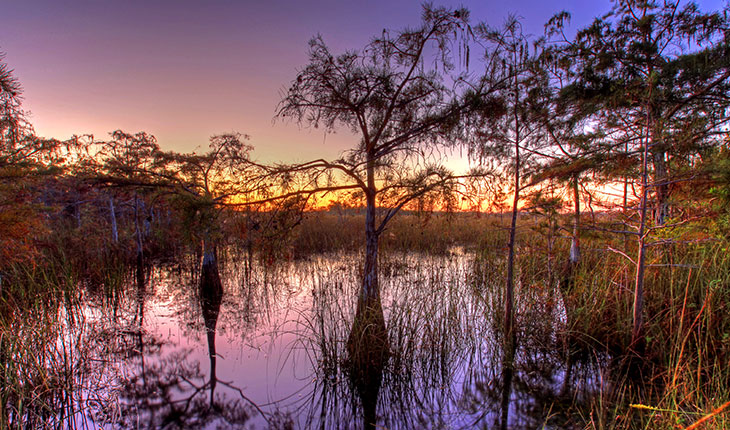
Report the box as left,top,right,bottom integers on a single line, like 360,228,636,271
346,297,389,429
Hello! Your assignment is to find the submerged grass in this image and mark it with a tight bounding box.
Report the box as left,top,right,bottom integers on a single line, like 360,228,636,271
1,208,729,429
0,250,131,429
0,259,79,429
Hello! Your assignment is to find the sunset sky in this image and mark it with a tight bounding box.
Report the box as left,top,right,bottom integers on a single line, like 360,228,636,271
2,0,726,167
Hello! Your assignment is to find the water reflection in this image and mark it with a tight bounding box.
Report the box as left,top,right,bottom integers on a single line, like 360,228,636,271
68,251,610,429
295,254,499,429
500,344,515,430
103,261,263,429
346,299,388,429
199,257,223,408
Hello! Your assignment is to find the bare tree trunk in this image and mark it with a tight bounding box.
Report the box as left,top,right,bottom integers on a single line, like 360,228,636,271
569,174,580,265
623,149,630,251
246,238,253,281
505,137,519,354
503,59,523,355
201,238,220,283
134,194,145,287
503,128,519,428
245,209,254,280
560,176,581,325
348,188,388,420
360,151,381,311
134,195,142,256
362,190,379,307
348,151,388,367
109,195,118,244
199,234,223,348
624,141,630,214
547,216,555,289
652,149,669,226
632,108,652,351
144,206,152,238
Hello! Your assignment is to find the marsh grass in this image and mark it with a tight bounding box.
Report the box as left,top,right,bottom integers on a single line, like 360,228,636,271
633,241,730,430
212,217,730,429
2,208,729,429
0,248,140,429
290,211,507,256
285,249,610,429
0,260,90,429
285,252,492,428
540,230,730,429
453,211,730,429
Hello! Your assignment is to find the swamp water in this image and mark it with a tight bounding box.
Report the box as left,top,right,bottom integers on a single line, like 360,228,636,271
46,251,608,429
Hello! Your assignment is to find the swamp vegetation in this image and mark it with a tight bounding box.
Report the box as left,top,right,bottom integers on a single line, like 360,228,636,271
0,212,729,429
2,0,730,428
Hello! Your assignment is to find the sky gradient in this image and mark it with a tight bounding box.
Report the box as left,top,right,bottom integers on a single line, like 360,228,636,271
2,0,726,165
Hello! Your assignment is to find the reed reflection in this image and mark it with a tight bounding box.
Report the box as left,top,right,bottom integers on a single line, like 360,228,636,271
76,251,611,429
293,253,501,429
297,252,607,429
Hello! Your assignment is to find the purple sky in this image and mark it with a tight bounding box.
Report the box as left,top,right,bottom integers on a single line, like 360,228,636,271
1,0,726,164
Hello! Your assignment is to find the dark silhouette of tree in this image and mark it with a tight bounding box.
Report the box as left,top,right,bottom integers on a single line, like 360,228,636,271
469,17,549,363
567,0,729,223
94,131,268,290
0,53,23,148
277,4,482,357
153,133,264,274
0,55,40,271
96,131,163,270
0,54,86,274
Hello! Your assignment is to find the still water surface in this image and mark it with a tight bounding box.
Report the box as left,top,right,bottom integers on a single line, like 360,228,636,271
68,251,605,429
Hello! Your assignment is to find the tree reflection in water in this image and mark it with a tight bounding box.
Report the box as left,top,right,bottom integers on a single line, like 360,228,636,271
287,254,492,429
107,260,263,429
284,253,609,429
458,283,609,430
346,301,388,430
199,252,223,408
68,251,611,429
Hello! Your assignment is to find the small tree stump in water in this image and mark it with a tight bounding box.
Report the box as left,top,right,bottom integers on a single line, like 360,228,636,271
347,297,389,369
346,297,389,429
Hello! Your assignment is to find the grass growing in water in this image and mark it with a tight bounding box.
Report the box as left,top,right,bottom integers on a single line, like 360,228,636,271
2,209,729,429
